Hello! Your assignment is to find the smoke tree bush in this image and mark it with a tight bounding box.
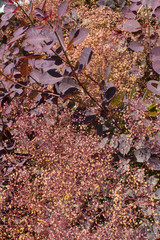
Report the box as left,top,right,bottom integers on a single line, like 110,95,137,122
0,0,160,239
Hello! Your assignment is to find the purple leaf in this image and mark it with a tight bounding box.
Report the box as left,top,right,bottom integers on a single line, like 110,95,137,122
151,46,160,60
46,56,63,66
77,47,92,71
41,0,46,11
14,70,21,79
130,0,140,2
62,66,72,76
147,80,160,95
105,87,116,100
154,6,160,19
105,65,111,80
34,8,45,18
4,167,14,177
0,20,9,32
122,19,141,32
55,46,63,55
128,41,144,51
73,28,89,45
55,77,79,94
1,12,15,21
9,85,23,97
57,1,68,18
129,2,142,11
41,70,63,84
12,47,19,55
8,33,25,46
4,62,15,75
152,60,160,74
47,69,62,78
29,70,42,83
1,3,19,21
122,6,137,19
55,26,65,49
42,41,54,53
26,26,42,37
147,157,160,170
24,26,51,46
151,0,160,11
13,26,28,37
134,148,151,162
68,28,77,43
27,0,33,15
0,44,7,59
35,57,63,71
4,3,17,13
68,28,89,47
118,134,132,155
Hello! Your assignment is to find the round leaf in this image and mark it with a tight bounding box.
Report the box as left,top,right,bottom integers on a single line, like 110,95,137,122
122,19,141,32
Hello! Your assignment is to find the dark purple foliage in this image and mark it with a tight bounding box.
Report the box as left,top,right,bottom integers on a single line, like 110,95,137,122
104,87,116,100
0,1,160,238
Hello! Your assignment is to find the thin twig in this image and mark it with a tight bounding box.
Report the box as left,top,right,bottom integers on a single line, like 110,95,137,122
16,1,34,26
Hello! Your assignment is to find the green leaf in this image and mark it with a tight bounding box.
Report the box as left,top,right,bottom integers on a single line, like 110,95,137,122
129,82,136,100
144,111,159,117
142,90,148,102
111,92,124,106
147,103,156,111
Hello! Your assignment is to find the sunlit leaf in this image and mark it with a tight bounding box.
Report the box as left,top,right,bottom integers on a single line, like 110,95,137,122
76,47,92,72
41,70,63,84
151,0,160,11
144,111,159,117
129,2,142,11
27,0,33,15
55,77,79,95
122,19,141,32
4,62,15,75
29,70,42,83
128,41,144,51
151,47,160,60
111,92,124,106
122,6,137,19
152,60,160,74
119,134,132,155
13,26,28,37
68,28,89,48
134,148,151,162
57,1,68,18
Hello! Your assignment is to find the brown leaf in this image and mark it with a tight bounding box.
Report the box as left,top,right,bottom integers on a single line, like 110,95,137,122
20,59,28,76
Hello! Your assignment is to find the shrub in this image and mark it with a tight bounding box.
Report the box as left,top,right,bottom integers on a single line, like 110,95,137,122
0,0,160,239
